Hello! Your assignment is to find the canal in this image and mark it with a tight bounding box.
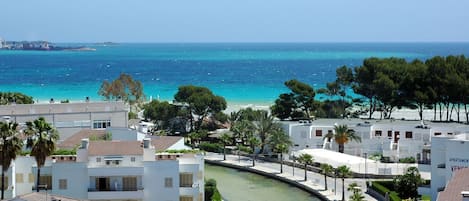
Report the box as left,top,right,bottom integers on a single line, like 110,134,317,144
205,164,321,201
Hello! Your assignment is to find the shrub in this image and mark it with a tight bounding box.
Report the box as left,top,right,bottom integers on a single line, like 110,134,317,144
205,179,222,201
199,142,222,153
399,157,416,163
128,111,138,119
371,181,401,201
53,149,76,155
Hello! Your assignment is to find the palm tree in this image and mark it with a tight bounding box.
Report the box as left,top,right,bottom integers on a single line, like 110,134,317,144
247,136,260,167
320,163,333,191
254,111,281,154
348,182,365,201
325,124,361,153
297,153,313,181
337,165,352,201
220,132,232,161
0,121,23,200
231,120,255,146
25,117,59,192
268,129,292,173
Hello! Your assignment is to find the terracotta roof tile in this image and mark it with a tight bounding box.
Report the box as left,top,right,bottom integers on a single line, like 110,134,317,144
58,129,106,150
438,168,469,201
149,136,183,151
88,141,143,156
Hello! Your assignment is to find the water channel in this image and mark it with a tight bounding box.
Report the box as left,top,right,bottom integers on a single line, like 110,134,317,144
205,164,321,201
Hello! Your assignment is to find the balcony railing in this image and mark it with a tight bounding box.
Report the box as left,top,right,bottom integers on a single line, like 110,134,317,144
88,187,143,192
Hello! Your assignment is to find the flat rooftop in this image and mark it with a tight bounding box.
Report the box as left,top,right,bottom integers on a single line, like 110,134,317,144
0,101,128,116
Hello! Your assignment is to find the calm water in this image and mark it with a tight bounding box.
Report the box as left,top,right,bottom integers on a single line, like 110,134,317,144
1,43,469,103
205,164,320,201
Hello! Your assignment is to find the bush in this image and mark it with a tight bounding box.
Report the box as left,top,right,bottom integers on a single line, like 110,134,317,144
399,157,416,163
199,142,222,153
128,111,138,119
205,179,222,201
371,181,401,201
53,149,76,155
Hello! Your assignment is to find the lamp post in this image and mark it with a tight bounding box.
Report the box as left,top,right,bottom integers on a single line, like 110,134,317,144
292,156,296,177
364,153,367,180
334,168,337,195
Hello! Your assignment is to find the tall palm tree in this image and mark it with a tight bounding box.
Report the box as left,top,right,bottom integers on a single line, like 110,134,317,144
0,121,23,200
248,136,260,167
254,111,281,154
320,163,333,191
268,129,292,173
25,117,59,192
231,120,255,146
337,165,352,201
325,124,361,153
220,132,232,161
297,153,313,181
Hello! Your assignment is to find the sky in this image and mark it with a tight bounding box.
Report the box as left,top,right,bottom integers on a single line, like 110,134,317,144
1,0,469,43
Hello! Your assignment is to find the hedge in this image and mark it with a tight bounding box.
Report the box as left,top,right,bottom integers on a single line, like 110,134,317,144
199,142,222,153
371,181,401,201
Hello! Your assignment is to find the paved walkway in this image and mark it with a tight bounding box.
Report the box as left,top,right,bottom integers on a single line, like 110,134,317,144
205,153,377,201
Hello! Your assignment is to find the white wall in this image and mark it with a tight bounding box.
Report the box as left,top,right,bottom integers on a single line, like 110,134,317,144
51,162,88,199
143,160,179,201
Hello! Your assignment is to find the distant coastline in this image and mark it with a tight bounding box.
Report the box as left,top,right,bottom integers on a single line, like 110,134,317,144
0,39,96,51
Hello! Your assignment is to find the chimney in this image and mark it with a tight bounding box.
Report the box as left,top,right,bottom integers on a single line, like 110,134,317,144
143,138,151,149
81,138,89,149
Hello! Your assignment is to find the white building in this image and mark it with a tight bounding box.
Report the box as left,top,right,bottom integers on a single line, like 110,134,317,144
0,101,129,141
1,131,203,201
430,134,469,201
281,119,469,162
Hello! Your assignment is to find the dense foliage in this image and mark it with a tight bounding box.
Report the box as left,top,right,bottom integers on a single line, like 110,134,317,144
205,179,222,201
98,73,145,106
0,92,34,105
272,55,469,121
371,181,401,201
393,167,423,199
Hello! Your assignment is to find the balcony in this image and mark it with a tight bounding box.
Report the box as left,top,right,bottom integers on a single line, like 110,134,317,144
88,188,144,200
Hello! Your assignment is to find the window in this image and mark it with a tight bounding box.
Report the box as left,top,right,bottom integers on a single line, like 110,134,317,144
405,132,413,139
315,130,322,137
131,157,136,162
180,173,193,187
93,120,111,129
16,173,24,183
29,173,34,183
434,132,442,136
165,177,173,188
375,130,382,137
123,177,137,191
96,157,101,162
39,175,52,190
447,133,453,135
59,179,67,190
387,131,392,137
180,196,193,201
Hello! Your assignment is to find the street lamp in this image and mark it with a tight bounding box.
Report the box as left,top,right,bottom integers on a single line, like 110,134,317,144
334,168,337,195
364,153,367,180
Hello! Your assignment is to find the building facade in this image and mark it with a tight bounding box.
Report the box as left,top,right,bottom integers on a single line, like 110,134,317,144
0,101,129,141
281,119,469,162
430,134,469,201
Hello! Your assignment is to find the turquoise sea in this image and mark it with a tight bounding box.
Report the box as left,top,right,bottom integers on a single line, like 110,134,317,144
1,43,469,104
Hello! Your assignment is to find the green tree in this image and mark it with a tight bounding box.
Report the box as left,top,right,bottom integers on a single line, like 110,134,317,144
337,165,352,201
98,73,145,111
143,100,178,130
320,163,333,191
0,121,23,199
393,167,423,199
25,117,59,192
247,136,260,167
297,153,313,181
325,125,361,153
348,182,365,201
0,92,34,105
353,58,381,119
230,120,255,146
174,85,227,131
220,133,232,161
254,111,283,154
268,129,292,173
271,79,316,120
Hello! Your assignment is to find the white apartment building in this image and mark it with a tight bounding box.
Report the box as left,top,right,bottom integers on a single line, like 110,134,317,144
2,131,203,201
281,119,469,162
0,101,129,140
430,134,469,201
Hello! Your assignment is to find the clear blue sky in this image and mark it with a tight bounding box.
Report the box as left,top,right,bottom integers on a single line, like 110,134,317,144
1,0,468,43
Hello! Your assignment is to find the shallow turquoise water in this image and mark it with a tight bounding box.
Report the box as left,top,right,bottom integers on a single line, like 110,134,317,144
1,43,468,103
204,164,320,201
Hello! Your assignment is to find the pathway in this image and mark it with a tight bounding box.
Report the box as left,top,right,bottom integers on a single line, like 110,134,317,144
205,153,377,201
